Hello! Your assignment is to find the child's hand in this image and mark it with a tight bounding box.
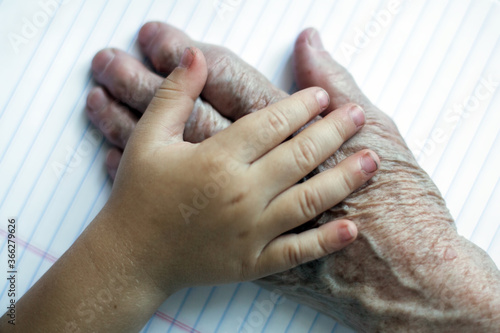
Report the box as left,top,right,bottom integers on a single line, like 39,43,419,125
102,47,379,295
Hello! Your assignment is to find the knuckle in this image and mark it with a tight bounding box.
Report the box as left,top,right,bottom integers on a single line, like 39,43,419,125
293,136,318,174
241,76,284,116
103,120,121,143
155,76,184,101
337,168,356,194
208,51,234,82
115,66,139,98
316,232,332,256
241,142,257,160
284,241,303,267
296,96,316,119
267,107,290,137
208,48,282,118
245,89,274,117
298,187,323,220
113,69,152,110
130,76,158,109
328,116,349,141
156,41,182,71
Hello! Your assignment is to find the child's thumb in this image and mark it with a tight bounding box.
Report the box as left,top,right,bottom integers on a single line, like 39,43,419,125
134,47,208,145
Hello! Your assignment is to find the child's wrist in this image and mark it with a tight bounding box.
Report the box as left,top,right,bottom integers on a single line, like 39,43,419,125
7,208,176,332
93,202,182,297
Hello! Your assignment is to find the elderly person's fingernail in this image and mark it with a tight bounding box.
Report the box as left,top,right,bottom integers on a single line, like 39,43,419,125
87,88,107,113
308,29,324,49
92,49,115,76
350,104,365,128
361,151,379,174
339,223,357,242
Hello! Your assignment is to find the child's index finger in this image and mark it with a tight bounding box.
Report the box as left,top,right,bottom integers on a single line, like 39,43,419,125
210,87,330,163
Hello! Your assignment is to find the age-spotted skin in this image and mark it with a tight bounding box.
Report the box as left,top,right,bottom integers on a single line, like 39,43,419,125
258,106,500,332
88,22,500,331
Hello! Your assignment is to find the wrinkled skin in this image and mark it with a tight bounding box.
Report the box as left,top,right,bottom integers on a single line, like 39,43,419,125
87,22,500,332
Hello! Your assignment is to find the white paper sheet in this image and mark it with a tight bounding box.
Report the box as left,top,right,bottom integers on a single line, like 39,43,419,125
0,0,498,332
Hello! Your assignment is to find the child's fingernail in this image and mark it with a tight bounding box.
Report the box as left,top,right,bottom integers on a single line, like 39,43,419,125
361,151,378,174
316,89,330,110
179,47,195,68
339,224,356,242
350,104,365,128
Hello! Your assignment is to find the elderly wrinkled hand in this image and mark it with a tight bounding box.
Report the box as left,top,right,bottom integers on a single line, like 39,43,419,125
86,22,500,332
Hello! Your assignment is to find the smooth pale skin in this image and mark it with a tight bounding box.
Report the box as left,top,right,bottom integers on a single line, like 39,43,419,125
82,22,500,332
0,47,379,332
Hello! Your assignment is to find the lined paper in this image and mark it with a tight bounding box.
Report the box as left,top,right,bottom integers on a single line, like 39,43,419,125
0,0,499,332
